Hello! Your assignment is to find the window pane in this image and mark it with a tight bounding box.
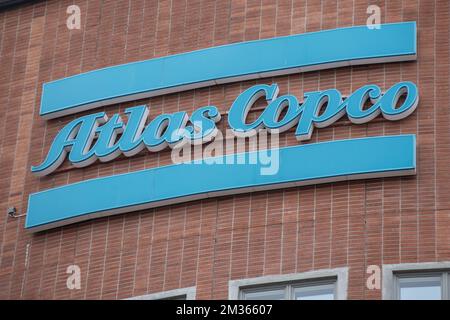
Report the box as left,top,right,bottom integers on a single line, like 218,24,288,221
242,288,285,300
294,284,335,300
399,277,442,300
160,295,187,300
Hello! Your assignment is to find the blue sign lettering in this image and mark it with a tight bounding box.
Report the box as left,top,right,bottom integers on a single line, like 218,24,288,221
32,81,418,176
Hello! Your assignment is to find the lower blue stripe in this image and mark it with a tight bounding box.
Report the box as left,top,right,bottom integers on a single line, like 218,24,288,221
26,135,416,231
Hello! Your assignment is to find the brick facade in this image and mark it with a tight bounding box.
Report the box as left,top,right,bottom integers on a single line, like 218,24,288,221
0,0,449,299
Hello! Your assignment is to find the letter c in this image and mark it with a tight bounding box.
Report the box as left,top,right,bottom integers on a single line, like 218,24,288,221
228,84,279,136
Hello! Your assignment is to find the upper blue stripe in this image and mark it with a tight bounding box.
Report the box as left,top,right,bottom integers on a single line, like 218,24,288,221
40,22,416,119
26,135,416,231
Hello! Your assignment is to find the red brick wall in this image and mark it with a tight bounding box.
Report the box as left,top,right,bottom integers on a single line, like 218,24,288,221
0,0,449,299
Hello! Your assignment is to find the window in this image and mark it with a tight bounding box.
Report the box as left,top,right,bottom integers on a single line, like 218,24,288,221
126,286,196,300
383,262,450,300
229,268,348,300
239,278,336,300
395,272,449,300
293,282,335,300
159,294,187,300
241,286,286,300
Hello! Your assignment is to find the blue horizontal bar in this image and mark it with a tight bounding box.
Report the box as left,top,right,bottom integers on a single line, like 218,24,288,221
40,22,416,119
26,135,416,231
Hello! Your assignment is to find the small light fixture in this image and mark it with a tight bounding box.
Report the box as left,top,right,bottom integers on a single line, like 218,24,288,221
7,207,17,217
7,207,26,218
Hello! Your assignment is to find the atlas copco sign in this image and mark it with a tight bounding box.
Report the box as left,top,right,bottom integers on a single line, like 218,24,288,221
26,22,418,232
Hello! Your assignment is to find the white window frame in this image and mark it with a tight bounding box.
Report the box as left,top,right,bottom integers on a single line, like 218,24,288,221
228,267,348,300
126,286,196,300
382,261,450,300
